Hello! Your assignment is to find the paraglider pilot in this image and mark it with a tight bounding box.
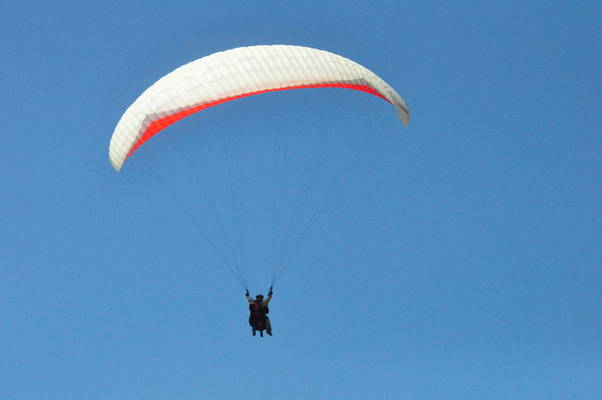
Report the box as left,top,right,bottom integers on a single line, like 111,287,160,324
246,287,273,337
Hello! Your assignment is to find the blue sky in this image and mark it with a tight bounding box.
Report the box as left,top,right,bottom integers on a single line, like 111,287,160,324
1,1,600,399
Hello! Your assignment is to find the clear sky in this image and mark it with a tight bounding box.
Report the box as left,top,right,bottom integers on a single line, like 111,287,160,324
1,1,600,399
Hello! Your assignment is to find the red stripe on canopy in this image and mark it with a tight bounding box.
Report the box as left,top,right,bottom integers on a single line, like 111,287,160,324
126,83,390,159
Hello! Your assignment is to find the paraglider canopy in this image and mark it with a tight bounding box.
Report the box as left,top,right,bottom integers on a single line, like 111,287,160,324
109,45,410,171
108,44,410,288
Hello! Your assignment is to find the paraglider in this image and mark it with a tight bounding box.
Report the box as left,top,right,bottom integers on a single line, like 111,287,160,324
246,287,273,337
109,45,410,333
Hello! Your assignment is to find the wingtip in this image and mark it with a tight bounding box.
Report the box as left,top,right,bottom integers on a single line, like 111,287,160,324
397,107,410,126
109,156,122,172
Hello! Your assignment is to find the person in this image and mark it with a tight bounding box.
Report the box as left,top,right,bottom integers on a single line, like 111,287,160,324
246,287,273,336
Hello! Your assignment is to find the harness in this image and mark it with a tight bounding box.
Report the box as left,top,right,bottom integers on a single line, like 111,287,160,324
249,301,269,317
